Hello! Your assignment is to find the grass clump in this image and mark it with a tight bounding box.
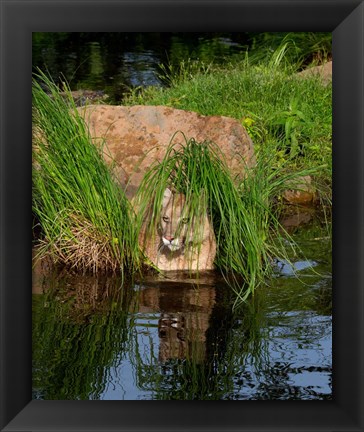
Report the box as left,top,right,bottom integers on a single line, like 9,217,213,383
247,32,332,69
133,134,305,303
32,71,140,275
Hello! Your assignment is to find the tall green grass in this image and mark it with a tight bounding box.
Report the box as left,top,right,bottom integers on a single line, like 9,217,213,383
32,71,141,275
247,32,332,69
133,135,312,303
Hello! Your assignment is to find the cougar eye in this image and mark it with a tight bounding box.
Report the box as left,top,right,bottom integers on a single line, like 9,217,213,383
162,216,169,222
181,217,189,224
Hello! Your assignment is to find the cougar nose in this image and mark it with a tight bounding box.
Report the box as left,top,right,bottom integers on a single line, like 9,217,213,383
164,236,174,242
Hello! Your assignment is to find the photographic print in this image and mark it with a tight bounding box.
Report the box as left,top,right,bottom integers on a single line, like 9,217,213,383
1,1,363,431
32,32,332,401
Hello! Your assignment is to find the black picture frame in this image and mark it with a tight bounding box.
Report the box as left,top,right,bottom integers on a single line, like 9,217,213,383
1,1,363,431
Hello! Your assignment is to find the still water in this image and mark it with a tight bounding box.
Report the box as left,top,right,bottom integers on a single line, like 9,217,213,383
32,32,250,103
32,221,332,400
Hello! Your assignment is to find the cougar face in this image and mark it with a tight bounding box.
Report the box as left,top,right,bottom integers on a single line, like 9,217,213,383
136,187,216,271
160,188,189,252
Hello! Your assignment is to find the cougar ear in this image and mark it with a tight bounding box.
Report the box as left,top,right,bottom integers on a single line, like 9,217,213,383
161,188,172,208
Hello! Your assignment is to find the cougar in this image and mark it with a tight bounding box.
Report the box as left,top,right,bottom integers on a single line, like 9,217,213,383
137,188,216,271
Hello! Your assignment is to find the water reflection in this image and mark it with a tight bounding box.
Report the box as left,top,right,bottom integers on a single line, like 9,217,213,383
122,51,161,87
136,282,215,364
32,32,250,103
32,259,331,400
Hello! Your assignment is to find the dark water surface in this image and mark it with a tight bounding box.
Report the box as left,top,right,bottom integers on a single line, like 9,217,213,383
32,32,250,103
32,221,332,400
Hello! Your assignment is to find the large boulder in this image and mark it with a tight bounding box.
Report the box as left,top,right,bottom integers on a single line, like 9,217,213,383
77,105,255,197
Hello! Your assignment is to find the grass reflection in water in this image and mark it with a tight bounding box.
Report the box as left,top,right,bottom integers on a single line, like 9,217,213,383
32,239,331,400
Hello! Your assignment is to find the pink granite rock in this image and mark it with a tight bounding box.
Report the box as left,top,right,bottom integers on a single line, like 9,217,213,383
77,105,255,197
282,175,317,205
297,61,332,85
